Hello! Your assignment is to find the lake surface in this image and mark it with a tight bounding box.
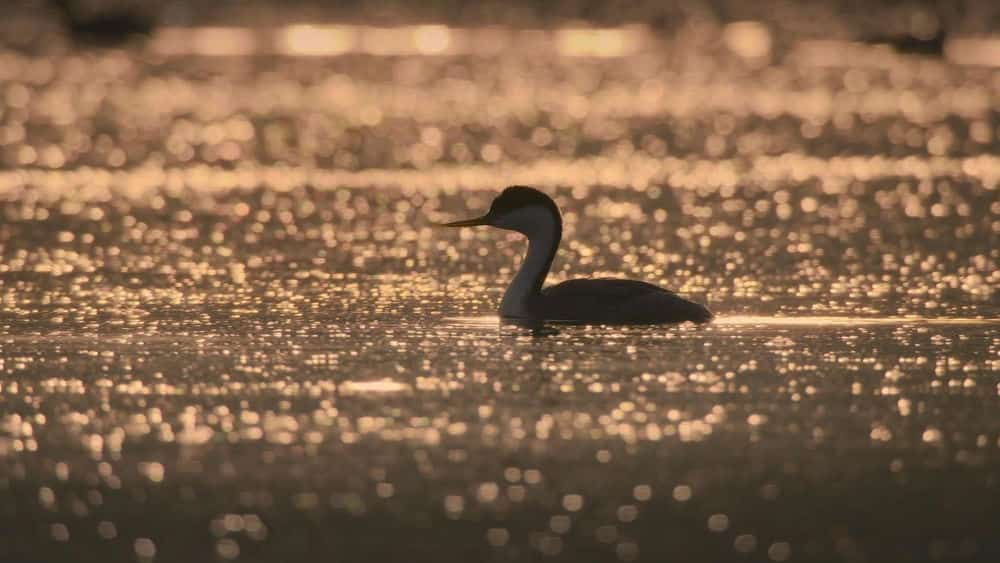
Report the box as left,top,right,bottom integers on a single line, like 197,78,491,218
1,17,998,563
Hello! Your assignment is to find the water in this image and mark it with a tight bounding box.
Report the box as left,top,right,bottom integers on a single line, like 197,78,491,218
1,17,999,563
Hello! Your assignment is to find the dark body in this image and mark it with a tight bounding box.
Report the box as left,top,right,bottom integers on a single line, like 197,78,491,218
527,279,713,324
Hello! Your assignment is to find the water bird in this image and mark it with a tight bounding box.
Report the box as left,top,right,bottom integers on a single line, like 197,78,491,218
436,186,712,325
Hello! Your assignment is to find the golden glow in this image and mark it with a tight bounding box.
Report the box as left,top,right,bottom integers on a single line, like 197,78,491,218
723,21,772,59
555,27,643,57
360,26,418,55
3,154,998,203
152,27,258,56
339,379,411,394
443,315,503,328
715,316,999,327
792,40,896,68
1,16,998,559
278,25,356,56
945,38,1000,67
413,25,452,55
446,315,999,328
149,25,651,57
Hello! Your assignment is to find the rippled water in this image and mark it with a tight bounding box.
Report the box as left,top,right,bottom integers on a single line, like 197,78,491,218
1,18,999,563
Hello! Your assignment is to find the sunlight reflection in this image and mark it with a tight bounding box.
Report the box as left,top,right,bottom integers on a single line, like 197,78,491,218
3,11,999,560
150,25,647,57
443,315,502,328
792,40,896,67
443,315,999,328
153,27,258,56
360,26,421,55
413,25,452,55
278,24,356,56
339,379,411,394
4,153,997,202
723,21,772,60
554,27,644,57
945,38,1000,67
715,315,999,327
796,37,1000,68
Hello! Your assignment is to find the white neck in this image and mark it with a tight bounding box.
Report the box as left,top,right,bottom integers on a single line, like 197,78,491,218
497,207,561,317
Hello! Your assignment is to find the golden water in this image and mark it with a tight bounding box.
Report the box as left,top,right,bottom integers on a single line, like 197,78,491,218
0,18,998,563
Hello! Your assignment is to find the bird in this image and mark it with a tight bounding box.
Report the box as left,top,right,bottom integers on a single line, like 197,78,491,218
435,186,712,325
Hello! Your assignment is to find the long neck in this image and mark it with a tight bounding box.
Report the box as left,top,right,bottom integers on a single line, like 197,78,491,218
500,220,561,317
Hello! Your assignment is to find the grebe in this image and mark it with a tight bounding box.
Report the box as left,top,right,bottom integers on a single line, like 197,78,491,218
436,186,712,324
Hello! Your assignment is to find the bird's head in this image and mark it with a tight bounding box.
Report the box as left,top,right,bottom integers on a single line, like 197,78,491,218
435,186,561,237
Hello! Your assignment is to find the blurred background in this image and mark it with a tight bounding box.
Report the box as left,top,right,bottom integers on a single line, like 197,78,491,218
0,2,998,563
4,0,1000,38
1,0,999,171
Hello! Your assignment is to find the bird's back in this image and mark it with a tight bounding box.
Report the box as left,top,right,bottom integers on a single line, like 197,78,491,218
533,278,712,324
